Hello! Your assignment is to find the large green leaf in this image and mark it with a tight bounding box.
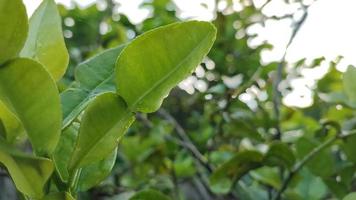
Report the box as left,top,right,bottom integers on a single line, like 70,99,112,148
53,124,79,182
0,58,61,155
0,140,53,198
78,148,117,191
61,45,125,128
115,21,216,113
264,141,295,170
343,66,356,104
68,93,135,171
209,150,263,194
20,0,69,81
0,0,28,64
129,189,171,200
0,100,25,143
344,193,356,200
296,137,334,177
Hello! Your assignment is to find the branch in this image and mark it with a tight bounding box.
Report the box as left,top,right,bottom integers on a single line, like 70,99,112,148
158,109,214,173
272,6,309,140
273,130,356,200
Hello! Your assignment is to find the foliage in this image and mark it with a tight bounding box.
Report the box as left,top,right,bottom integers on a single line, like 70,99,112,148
1,0,356,200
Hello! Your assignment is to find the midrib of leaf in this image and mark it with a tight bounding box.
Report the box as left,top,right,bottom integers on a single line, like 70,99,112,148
69,108,132,170
127,33,212,111
62,73,115,129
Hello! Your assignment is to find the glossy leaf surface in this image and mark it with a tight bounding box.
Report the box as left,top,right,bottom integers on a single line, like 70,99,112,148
0,140,53,198
0,0,28,64
69,93,134,170
0,58,61,155
20,0,69,81
61,45,125,128
116,21,216,113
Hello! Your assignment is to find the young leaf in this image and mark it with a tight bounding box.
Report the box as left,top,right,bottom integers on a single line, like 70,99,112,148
129,189,171,200
264,141,295,170
0,100,25,143
61,45,125,128
0,58,61,156
20,0,69,81
77,148,117,191
68,93,135,171
0,0,28,64
0,140,54,199
115,21,216,113
209,150,263,194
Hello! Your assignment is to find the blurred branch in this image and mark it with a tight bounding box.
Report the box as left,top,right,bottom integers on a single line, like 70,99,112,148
272,5,309,140
158,109,214,173
274,130,356,200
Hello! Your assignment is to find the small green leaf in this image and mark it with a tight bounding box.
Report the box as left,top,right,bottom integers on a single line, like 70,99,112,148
344,193,356,200
0,58,61,156
53,124,79,182
41,192,75,200
78,148,117,191
0,100,25,143
209,150,263,194
69,93,134,170
0,140,53,198
61,45,125,128
264,141,295,169
129,189,171,200
0,0,28,64
296,137,334,177
116,21,216,113
341,133,356,164
20,0,69,81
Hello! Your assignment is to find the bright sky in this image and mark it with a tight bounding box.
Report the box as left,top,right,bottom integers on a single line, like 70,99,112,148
23,0,356,108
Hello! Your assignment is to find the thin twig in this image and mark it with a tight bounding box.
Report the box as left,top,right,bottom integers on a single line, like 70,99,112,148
272,6,309,140
158,109,214,173
273,130,356,200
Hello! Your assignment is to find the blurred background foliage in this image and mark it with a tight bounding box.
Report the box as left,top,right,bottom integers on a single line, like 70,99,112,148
3,0,356,199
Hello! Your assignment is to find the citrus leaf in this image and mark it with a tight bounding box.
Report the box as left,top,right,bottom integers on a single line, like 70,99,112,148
68,93,134,170
0,0,28,64
116,21,216,113
0,58,61,156
61,45,125,129
20,0,69,81
0,140,53,198
129,189,171,200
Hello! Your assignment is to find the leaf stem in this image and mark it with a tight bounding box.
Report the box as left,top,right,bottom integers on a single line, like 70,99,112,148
273,130,356,200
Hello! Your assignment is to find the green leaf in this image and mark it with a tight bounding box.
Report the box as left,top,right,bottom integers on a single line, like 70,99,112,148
61,45,125,128
0,0,28,64
53,124,79,182
116,21,216,113
295,137,334,177
0,58,61,156
250,167,281,189
129,189,171,200
0,140,53,198
41,192,75,200
78,148,117,191
343,66,356,104
341,133,356,164
264,141,295,170
69,93,135,170
0,100,25,143
20,0,69,81
209,150,263,194
344,193,356,200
